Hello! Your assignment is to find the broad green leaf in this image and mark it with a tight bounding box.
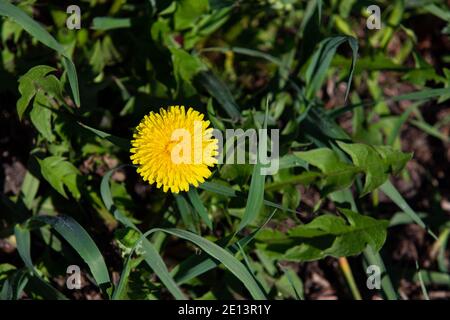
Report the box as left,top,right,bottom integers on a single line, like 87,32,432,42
337,142,390,195
295,141,412,196
295,148,359,193
337,141,412,196
174,0,209,30
0,1,80,106
257,209,389,261
20,170,40,210
37,156,81,199
30,92,55,142
16,65,56,119
170,47,207,96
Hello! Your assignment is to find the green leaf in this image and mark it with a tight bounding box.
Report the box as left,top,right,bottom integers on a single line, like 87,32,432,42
16,65,56,120
0,1,80,106
295,148,359,194
30,92,55,142
337,142,412,196
257,209,389,261
37,156,81,199
337,142,390,195
170,47,207,96
277,266,304,300
294,142,413,196
174,0,209,30
19,170,40,210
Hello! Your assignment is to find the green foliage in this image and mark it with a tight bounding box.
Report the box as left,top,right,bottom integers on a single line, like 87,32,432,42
295,142,412,196
37,156,81,199
1,0,448,301
256,209,389,261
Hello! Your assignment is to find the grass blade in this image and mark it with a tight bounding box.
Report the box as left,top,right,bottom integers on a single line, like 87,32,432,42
175,194,197,233
238,104,268,232
305,36,358,101
92,17,132,30
187,188,213,230
380,180,437,240
415,261,430,300
101,167,186,300
173,209,276,284
364,245,398,300
139,228,267,299
31,215,111,287
195,70,241,120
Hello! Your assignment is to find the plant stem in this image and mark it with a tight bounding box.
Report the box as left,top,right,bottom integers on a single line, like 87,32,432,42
339,257,362,300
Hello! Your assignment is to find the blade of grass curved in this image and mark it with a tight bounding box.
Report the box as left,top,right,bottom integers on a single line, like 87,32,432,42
14,225,68,299
139,228,266,299
112,255,144,300
305,36,358,101
0,0,80,106
173,209,276,284
78,122,131,150
195,71,241,119
238,162,265,232
387,102,420,145
101,167,186,300
61,57,80,107
31,215,111,287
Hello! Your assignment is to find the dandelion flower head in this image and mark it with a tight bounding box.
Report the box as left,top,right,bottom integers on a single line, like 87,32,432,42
130,106,218,193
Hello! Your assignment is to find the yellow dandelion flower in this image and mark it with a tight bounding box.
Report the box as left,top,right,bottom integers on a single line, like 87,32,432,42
130,106,219,193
